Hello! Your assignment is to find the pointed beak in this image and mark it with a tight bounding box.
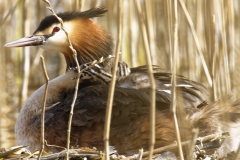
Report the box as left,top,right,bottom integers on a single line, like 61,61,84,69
4,35,46,47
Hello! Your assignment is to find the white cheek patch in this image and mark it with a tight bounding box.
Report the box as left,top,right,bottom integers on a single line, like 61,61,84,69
38,22,73,53
41,30,68,52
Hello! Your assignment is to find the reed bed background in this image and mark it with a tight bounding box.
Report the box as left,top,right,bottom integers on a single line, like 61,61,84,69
0,0,239,152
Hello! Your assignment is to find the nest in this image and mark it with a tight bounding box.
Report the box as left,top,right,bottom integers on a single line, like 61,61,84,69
1,132,239,160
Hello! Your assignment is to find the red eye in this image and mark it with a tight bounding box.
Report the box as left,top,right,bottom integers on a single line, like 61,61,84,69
52,27,60,33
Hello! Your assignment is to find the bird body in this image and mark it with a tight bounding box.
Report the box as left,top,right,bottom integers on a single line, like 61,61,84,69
5,7,240,157
13,66,195,154
14,66,240,156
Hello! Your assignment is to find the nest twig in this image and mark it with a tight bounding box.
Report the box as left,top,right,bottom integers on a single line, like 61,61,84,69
41,1,81,159
37,56,49,160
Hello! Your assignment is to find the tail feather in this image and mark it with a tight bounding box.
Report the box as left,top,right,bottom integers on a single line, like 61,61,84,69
189,97,240,157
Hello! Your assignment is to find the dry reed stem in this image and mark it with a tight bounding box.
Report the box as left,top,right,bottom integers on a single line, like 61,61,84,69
134,0,156,159
0,146,27,158
0,0,20,26
220,0,231,95
42,1,81,159
23,150,39,159
45,140,66,150
137,148,143,160
144,0,156,64
206,0,232,99
104,1,122,160
166,0,173,69
76,0,84,11
179,0,212,87
211,15,217,101
225,1,235,98
133,132,229,159
37,56,49,160
128,0,138,67
186,129,199,160
37,149,102,160
19,2,30,111
170,0,184,159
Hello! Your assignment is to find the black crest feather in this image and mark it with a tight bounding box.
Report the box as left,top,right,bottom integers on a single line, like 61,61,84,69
34,7,107,33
